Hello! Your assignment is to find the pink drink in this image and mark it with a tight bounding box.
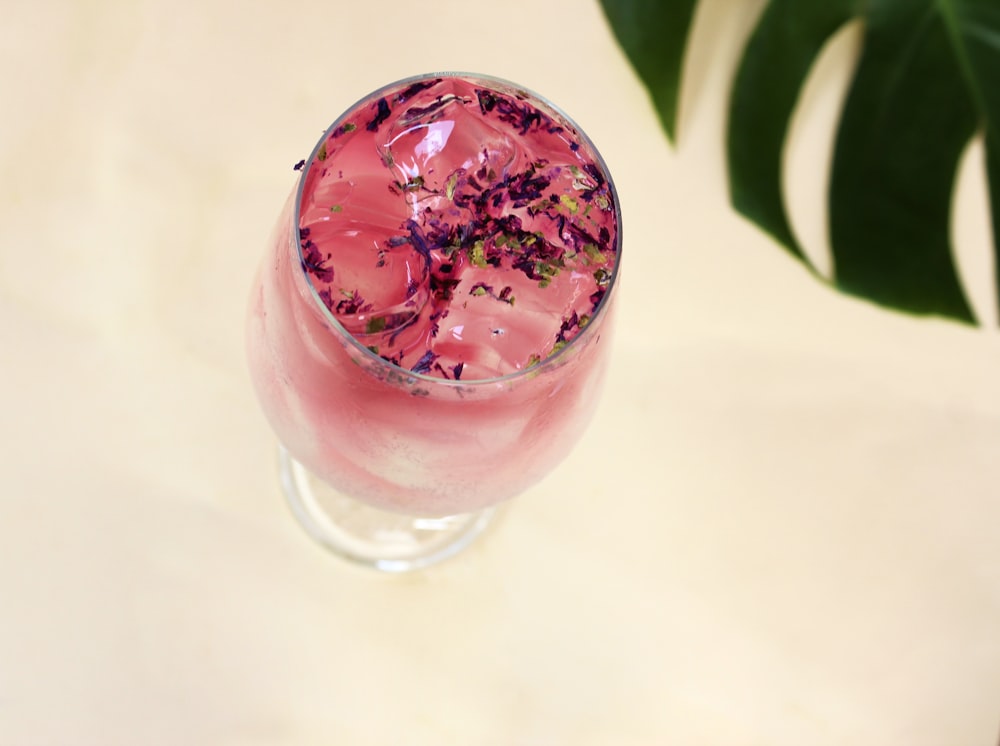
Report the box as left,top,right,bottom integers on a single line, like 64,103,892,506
247,75,620,517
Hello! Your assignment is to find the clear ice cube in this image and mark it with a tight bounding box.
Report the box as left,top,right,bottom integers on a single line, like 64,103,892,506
377,81,522,198
300,174,429,336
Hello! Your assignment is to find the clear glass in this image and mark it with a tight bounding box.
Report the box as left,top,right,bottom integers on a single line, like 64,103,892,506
245,73,622,571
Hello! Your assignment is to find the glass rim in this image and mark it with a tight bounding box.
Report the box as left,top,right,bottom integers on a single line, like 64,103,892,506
293,71,623,388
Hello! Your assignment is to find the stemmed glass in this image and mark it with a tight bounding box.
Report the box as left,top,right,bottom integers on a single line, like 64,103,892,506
246,73,622,572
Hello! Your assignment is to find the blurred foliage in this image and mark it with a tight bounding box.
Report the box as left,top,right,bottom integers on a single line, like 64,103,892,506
599,0,1000,323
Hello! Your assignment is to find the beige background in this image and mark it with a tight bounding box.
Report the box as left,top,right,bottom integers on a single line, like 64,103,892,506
2,1,999,744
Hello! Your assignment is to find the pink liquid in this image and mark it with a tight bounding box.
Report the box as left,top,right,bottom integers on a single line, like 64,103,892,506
247,75,620,516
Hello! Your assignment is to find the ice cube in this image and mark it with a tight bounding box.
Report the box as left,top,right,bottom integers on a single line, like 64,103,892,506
300,172,429,337
427,262,564,377
377,81,522,199
302,222,429,338
301,173,408,231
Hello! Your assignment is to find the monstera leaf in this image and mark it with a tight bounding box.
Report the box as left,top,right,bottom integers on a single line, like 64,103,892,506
598,0,1000,323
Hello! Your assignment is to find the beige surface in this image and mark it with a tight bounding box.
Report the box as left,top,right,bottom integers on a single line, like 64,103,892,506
2,1,999,744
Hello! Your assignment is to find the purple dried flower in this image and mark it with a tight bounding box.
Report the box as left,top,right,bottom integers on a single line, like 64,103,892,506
411,350,438,374
366,98,391,132
395,79,441,103
302,241,335,282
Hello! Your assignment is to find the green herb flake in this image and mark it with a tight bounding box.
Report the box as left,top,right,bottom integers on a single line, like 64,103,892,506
469,240,487,268
403,175,424,192
471,286,488,297
367,345,379,354
445,172,459,200
583,243,606,263
579,314,591,327
526,353,542,368
343,122,356,133
595,194,610,210
568,165,595,191
535,260,559,279
330,204,343,212
317,143,328,161
365,316,387,334
560,194,579,213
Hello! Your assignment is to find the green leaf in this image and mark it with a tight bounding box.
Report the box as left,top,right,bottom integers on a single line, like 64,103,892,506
601,0,1000,324
990,134,1000,303
598,0,699,142
727,0,859,264
827,0,984,321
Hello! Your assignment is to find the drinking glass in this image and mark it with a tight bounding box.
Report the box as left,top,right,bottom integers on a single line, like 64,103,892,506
246,73,622,572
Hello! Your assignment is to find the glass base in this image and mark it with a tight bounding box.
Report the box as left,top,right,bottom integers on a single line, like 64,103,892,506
277,447,498,573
